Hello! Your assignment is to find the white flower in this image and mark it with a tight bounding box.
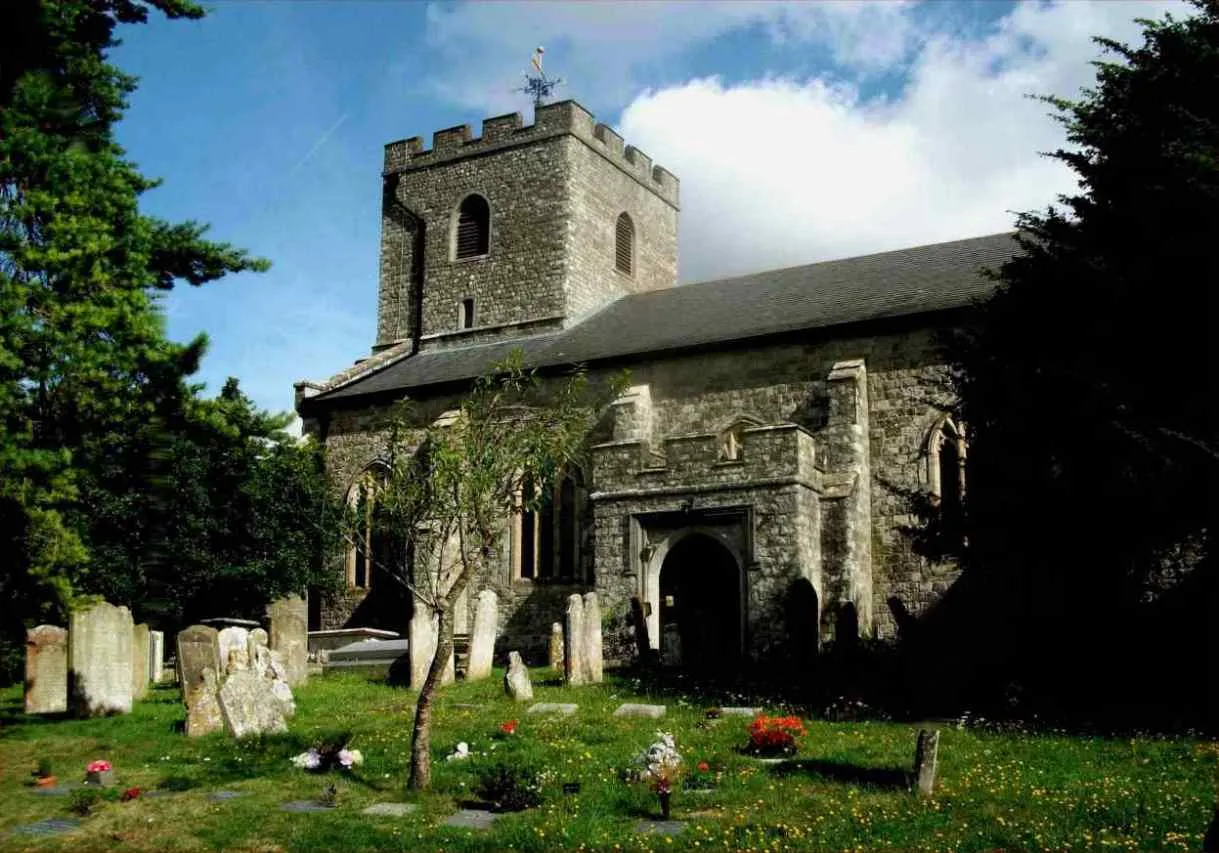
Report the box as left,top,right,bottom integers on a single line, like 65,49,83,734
445,742,471,762
337,748,364,768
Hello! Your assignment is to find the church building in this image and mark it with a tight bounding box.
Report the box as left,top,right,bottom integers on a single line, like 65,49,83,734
295,99,1018,668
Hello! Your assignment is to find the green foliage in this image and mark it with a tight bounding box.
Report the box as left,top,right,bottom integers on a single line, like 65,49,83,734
475,757,546,812
935,1,1218,710
68,787,103,817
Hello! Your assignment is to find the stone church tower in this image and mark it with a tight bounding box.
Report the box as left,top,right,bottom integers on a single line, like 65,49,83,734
373,101,679,354
299,98,1016,672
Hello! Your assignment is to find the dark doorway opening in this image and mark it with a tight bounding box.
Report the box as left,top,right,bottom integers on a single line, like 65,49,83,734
658,534,742,672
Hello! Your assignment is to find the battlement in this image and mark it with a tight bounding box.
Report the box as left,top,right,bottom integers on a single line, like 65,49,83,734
383,100,679,207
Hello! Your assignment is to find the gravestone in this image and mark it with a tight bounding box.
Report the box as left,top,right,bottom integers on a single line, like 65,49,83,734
466,589,498,681
634,819,685,836
25,625,68,714
582,592,603,683
148,631,165,683
186,667,224,736
217,626,250,673
630,596,657,667
613,703,666,718
218,668,288,738
363,802,417,817
444,809,498,829
564,594,586,686
69,601,134,716
548,622,564,670
526,702,578,715
408,604,453,689
913,728,940,797
176,625,220,708
720,707,760,717
131,623,150,701
267,595,308,687
504,650,533,701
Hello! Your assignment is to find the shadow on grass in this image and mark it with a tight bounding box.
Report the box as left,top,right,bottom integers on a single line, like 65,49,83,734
769,758,911,790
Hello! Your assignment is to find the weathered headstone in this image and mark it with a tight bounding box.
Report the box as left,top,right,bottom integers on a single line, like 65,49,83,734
582,591,604,683
148,631,165,683
408,604,453,689
612,703,665,718
913,728,940,797
218,626,251,673
548,622,564,670
131,623,150,701
218,668,288,738
267,595,308,687
25,625,68,714
176,625,220,708
69,601,134,716
186,667,225,736
466,589,498,681
564,594,586,686
504,650,533,701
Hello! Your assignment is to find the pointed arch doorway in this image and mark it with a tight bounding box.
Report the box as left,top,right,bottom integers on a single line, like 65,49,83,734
658,533,743,672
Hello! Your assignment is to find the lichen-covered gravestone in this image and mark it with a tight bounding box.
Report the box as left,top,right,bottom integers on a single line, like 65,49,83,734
148,630,165,683
548,622,564,671
267,595,308,687
564,594,586,686
218,669,288,738
581,592,603,683
186,667,224,736
25,625,68,714
69,601,134,716
131,623,150,701
504,651,533,701
913,729,940,797
466,589,498,681
176,625,220,708
217,626,250,673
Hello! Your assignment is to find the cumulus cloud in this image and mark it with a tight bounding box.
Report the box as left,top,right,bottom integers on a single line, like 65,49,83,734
616,1,1187,282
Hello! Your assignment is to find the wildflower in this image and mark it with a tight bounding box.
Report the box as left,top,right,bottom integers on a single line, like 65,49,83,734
697,761,710,773
500,720,518,735
121,787,142,802
337,748,363,769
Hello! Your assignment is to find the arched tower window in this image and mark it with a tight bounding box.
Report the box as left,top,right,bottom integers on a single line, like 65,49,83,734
345,464,389,590
926,417,967,521
453,194,490,260
615,212,635,276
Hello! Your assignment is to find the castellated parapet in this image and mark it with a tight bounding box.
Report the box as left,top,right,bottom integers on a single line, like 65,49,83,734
383,101,679,208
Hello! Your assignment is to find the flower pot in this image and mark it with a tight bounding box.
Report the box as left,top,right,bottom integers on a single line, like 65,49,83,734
85,768,116,787
34,776,57,788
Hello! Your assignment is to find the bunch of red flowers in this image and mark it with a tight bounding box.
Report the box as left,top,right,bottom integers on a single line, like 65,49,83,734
747,715,807,755
499,720,518,735
120,787,142,802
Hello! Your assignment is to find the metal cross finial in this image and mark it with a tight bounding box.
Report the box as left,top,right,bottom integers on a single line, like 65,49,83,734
518,46,564,108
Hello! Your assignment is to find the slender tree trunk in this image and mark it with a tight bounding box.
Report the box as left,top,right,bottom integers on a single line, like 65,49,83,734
408,604,455,791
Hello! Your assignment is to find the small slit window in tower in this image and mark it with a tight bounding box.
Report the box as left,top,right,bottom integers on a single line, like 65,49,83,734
455,194,490,259
460,298,475,329
615,212,634,276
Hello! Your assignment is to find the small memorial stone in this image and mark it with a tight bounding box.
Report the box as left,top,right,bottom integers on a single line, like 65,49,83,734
504,650,533,701
526,702,578,716
362,803,418,816
444,809,498,830
208,790,249,801
25,624,68,714
612,703,666,719
913,728,940,798
466,589,498,682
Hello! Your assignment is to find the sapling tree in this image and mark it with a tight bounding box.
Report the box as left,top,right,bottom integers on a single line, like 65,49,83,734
353,351,622,790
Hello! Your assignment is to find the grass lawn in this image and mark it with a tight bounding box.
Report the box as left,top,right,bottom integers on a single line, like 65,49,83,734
0,668,1214,852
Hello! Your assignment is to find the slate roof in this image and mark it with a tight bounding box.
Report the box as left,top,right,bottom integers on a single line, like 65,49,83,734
311,231,1019,404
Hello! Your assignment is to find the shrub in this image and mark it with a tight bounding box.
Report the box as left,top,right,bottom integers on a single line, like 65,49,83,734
69,788,103,817
475,760,544,812
747,715,807,756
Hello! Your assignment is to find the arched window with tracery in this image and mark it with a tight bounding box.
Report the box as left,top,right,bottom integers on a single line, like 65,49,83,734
926,417,967,524
453,194,490,260
512,467,584,583
345,465,389,590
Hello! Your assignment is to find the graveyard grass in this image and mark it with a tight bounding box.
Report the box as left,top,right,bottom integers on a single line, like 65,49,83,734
0,671,1213,852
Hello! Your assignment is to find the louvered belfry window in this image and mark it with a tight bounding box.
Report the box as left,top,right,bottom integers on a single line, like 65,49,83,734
454,195,489,259
615,212,634,275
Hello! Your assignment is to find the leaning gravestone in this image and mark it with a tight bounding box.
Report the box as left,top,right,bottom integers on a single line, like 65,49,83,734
69,601,134,716
548,622,564,670
466,590,498,682
582,592,604,683
217,626,250,673
267,595,308,687
408,604,453,689
131,623,151,701
25,625,68,714
186,667,224,736
504,651,533,701
218,668,288,738
176,625,221,708
913,729,940,798
564,594,586,686
148,630,165,683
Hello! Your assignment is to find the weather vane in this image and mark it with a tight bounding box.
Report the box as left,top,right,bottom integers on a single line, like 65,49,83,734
518,46,563,108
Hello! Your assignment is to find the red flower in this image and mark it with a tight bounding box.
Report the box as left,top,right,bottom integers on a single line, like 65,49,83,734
499,720,518,735
697,761,710,773
86,760,112,773
121,787,142,802
748,715,807,753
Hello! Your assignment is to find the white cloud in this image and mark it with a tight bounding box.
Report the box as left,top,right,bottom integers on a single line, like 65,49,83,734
612,1,1187,282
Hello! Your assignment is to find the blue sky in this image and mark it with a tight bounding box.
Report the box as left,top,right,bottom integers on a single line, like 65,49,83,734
109,0,1185,426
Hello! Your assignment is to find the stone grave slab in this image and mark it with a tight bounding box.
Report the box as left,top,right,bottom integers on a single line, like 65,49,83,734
9,818,82,837
633,819,685,836
444,808,498,830
30,782,82,796
208,790,249,801
719,707,760,717
613,703,665,718
526,702,577,716
324,638,409,669
363,802,418,816
281,800,338,812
